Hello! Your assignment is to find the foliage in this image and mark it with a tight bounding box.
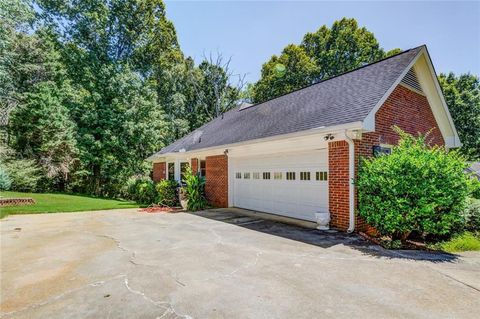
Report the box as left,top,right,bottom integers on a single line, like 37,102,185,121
357,129,474,241
253,44,318,103
156,179,178,207
252,18,400,102
0,191,138,219
22,0,242,196
0,166,11,190
433,232,480,252
438,73,480,161
182,166,207,211
472,178,480,199
0,0,35,98
2,159,42,192
462,198,480,232
123,176,157,204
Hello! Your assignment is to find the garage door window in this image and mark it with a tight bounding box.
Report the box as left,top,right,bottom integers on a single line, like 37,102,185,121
286,172,296,180
236,172,242,179
316,172,328,181
300,172,311,180
253,172,260,179
244,172,250,179
274,172,282,180
263,172,271,179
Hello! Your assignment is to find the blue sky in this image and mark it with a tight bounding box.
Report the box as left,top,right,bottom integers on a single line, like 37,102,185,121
166,1,480,84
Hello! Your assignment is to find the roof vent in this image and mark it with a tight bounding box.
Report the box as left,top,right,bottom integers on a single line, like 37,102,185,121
401,68,423,93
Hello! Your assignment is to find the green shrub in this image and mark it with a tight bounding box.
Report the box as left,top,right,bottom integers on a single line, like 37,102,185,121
357,129,474,241
156,180,178,207
0,167,12,191
4,159,42,192
462,198,480,232
471,178,480,199
123,176,157,204
183,166,207,211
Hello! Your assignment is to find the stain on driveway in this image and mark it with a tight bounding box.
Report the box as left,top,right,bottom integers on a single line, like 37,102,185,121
1,209,479,318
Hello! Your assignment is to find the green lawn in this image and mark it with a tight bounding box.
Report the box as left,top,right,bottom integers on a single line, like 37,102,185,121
435,232,480,253
0,191,139,219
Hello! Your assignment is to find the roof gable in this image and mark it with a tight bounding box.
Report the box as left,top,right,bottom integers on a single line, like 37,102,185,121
363,46,461,148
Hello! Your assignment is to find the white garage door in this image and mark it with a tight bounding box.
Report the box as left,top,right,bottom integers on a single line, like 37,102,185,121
232,150,328,222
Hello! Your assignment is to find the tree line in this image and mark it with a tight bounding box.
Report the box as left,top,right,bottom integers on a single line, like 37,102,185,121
1,0,242,196
0,1,478,197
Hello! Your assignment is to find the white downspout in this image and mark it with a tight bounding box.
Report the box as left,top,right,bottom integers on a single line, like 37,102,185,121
344,130,355,233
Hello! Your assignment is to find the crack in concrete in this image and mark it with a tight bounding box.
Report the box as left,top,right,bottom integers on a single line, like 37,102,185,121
123,277,192,319
426,266,480,293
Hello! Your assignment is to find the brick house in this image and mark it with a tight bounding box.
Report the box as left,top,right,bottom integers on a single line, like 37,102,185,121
147,45,460,232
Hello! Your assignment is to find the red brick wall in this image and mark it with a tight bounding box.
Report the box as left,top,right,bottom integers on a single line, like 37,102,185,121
328,141,351,230
364,85,445,147
205,155,228,207
329,85,445,232
152,162,166,182
191,158,199,174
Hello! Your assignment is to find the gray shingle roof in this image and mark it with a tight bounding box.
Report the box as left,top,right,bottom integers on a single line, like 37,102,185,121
151,46,423,157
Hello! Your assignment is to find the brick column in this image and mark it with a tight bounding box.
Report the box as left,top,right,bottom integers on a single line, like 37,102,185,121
328,141,350,231
191,158,199,174
152,162,166,182
205,155,228,207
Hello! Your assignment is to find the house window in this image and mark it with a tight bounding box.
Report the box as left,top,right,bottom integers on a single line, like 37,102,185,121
316,172,328,181
286,172,296,180
263,172,271,180
236,172,242,179
244,172,250,179
180,162,189,182
200,160,206,177
253,172,260,179
274,172,283,180
300,172,311,180
168,162,175,181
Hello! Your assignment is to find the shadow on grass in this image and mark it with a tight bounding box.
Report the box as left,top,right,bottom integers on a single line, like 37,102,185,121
190,209,458,263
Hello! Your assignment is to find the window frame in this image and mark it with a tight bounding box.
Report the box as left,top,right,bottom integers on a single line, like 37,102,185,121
180,162,189,182
167,162,175,181
200,160,206,177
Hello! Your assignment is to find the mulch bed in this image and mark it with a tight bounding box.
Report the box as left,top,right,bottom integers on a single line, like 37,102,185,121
138,205,183,214
359,231,435,251
0,198,36,207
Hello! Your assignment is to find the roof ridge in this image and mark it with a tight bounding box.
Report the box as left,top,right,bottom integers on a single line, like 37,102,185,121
241,44,426,111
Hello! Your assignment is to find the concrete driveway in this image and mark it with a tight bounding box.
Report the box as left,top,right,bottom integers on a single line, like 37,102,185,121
1,209,479,319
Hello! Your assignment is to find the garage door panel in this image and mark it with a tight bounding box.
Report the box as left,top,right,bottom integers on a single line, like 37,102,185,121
232,150,328,222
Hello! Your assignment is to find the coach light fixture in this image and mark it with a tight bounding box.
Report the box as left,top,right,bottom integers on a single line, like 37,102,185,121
324,134,334,141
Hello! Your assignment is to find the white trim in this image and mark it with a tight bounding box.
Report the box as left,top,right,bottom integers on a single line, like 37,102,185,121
421,47,461,148
344,131,356,233
148,121,363,161
363,47,424,131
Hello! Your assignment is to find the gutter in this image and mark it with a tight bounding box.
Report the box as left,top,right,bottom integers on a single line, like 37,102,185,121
147,121,364,161
344,130,356,233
